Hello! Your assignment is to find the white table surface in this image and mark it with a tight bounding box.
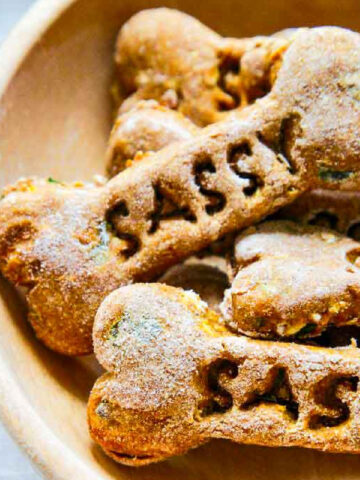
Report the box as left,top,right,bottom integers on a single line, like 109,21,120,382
0,2,43,478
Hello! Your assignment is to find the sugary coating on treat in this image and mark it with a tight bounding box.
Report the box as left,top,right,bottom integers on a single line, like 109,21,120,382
221,220,360,339
2,26,360,355
88,283,360,465
115,8,289,126
278,190,360,240
106,101,235,254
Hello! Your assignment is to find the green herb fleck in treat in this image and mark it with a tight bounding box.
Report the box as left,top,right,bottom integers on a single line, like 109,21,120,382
47,177,62,184
108,313,133,346
109,320,121,342
295,322,317,338
99,221,111,246
282,223,299,234
96,400,110,418
109,311,162,347
260,283,278,295
254,317,266,328
318,169,353,182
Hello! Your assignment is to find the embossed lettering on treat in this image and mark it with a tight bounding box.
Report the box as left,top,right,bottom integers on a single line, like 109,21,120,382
194,158,226,215
2,25,360,355
308,375,359,429
88,284,360,466
148,183,196,233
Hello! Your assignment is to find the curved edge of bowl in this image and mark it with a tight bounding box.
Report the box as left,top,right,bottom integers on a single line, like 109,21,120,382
0,350,101,480
0,2,103,477
0,0,74,94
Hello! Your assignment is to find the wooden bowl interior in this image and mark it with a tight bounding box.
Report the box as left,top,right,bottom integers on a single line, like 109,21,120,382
1,0,360,478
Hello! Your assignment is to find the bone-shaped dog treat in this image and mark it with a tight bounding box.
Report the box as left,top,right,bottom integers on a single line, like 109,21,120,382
106,100,198,175
88,283,360,465
108,9,289,176
221,220,360,339
110,13,360,191
115,8,289,126
2,26,360,355
278,190,360,240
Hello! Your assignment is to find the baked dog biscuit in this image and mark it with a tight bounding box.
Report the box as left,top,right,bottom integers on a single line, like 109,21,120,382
108,9,289,175
88,283,360,465
1,26,360,355
111,9,359,190
115,8,288,126
222,221,360,339
106,100,198,175
106,100,234,254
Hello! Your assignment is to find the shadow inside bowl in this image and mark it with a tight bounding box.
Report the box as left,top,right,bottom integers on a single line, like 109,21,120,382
0,277,102,403
90,439,360,480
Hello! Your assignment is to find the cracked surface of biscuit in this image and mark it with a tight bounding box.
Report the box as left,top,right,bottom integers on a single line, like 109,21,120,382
2,26,360,354
221,220,360,339
88,283,360,465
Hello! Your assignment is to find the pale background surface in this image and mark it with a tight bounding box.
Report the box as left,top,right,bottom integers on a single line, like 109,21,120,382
0,3,41,478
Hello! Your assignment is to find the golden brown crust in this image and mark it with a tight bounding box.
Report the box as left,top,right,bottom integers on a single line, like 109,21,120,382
111,10,360,191
108,9,290,177
106,100,198,176
221,220,360,339
2,26,360,354
115,8,289,126
88,283,360,465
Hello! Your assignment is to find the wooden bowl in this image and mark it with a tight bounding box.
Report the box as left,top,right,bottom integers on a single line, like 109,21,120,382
2,0,360,478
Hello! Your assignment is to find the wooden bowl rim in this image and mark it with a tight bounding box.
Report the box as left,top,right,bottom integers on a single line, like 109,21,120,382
0,2,105,478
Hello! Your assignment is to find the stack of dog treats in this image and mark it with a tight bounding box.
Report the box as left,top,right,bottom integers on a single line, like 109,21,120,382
2,8,360,466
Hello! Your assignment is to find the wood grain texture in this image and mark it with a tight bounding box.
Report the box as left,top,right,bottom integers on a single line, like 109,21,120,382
1,0,360,478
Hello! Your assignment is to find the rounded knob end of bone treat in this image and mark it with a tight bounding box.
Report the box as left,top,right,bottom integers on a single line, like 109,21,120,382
106,101,198,176
115,8,220,92
222,220,360,339
89,283,226,463
270,27,360,187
